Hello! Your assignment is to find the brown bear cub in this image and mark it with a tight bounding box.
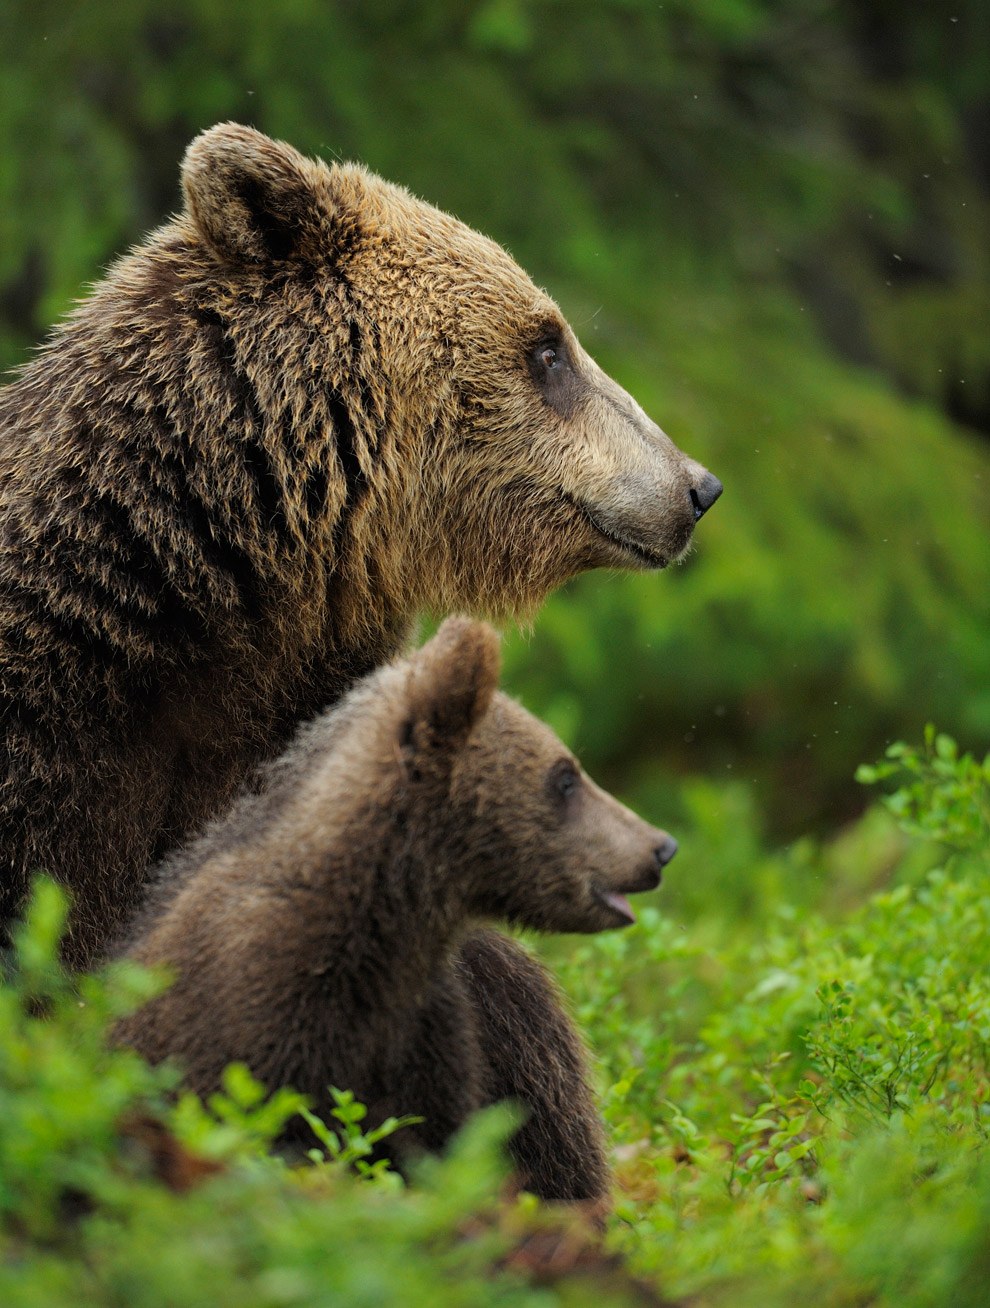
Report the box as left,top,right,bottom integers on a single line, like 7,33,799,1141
0,122,718,968
116,618,677,1201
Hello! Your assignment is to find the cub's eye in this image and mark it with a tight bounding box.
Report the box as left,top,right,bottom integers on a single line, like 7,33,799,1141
548,758,580,804
539,345,560,369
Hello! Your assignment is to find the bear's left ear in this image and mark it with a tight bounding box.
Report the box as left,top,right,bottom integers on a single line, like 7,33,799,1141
401,619,502,766
181,122,344,267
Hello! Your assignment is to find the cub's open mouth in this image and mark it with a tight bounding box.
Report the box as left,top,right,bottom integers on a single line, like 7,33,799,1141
594,862,665,927
594,880,661,927
596,887,638,925
562,492,670,570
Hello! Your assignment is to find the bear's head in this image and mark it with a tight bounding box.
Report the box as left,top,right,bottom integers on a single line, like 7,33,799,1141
380,617,676,934
179,124,721,629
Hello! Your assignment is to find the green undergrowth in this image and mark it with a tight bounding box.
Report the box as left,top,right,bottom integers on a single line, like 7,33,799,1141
542,726,990,1305
1,729,988,1305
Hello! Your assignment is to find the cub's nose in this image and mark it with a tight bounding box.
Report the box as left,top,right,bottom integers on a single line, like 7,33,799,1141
689,472,723,521
653,835,678,870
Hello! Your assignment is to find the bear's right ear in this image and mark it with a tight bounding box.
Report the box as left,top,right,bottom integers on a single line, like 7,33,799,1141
401,619,502,768
181,122,343,267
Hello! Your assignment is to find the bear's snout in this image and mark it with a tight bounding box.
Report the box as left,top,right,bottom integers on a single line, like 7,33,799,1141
607,831,677,903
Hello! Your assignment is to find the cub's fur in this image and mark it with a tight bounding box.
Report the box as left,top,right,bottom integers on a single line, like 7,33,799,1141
0,123,719,965
116,619,677,1201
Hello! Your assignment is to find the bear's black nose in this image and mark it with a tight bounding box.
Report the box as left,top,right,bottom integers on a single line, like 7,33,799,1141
653,836,678,869
689,473,723,520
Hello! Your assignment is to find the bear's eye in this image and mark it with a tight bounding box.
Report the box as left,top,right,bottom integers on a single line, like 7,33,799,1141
533,338,566,374
528,329,581,415
548,758,580,805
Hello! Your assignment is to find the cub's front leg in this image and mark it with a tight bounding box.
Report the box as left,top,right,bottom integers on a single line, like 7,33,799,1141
456,927,610,1203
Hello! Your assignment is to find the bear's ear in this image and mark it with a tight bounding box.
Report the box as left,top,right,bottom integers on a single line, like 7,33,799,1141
181,122,340,266
401,619,502,766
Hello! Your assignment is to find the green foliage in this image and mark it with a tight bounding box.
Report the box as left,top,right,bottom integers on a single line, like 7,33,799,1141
539,729,990,1303
170,1061,310,1160
298,1087,422,1180
0,879,175,1242
856,723,990,849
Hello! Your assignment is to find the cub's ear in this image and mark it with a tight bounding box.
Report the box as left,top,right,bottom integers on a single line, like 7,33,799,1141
402,619,502,765
181,122,345,266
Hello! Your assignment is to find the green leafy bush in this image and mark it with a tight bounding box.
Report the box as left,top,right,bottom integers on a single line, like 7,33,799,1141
856,723,990,849
539,730,990,1303
0,879,174,1242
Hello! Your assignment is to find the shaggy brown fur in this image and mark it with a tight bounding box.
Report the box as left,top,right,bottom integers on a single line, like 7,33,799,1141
0,123,718,966
116,619,677,1201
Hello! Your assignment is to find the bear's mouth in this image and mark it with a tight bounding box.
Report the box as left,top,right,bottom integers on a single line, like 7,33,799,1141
593,868,664,931
596,888,638,926
562,493,670,570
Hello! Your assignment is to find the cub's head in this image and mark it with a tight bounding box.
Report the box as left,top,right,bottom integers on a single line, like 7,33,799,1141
179,124,721,623
393,618,676,933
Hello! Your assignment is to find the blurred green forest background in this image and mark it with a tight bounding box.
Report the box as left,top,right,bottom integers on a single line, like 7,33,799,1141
3,0,989,845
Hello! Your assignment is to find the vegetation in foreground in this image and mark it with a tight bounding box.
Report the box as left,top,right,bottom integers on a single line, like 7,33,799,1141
1,729,987,1306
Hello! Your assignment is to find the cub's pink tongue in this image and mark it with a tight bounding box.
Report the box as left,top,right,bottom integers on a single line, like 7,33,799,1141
602,890,636,925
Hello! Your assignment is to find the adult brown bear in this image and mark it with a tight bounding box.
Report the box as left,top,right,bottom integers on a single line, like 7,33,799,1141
0,122,720,966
